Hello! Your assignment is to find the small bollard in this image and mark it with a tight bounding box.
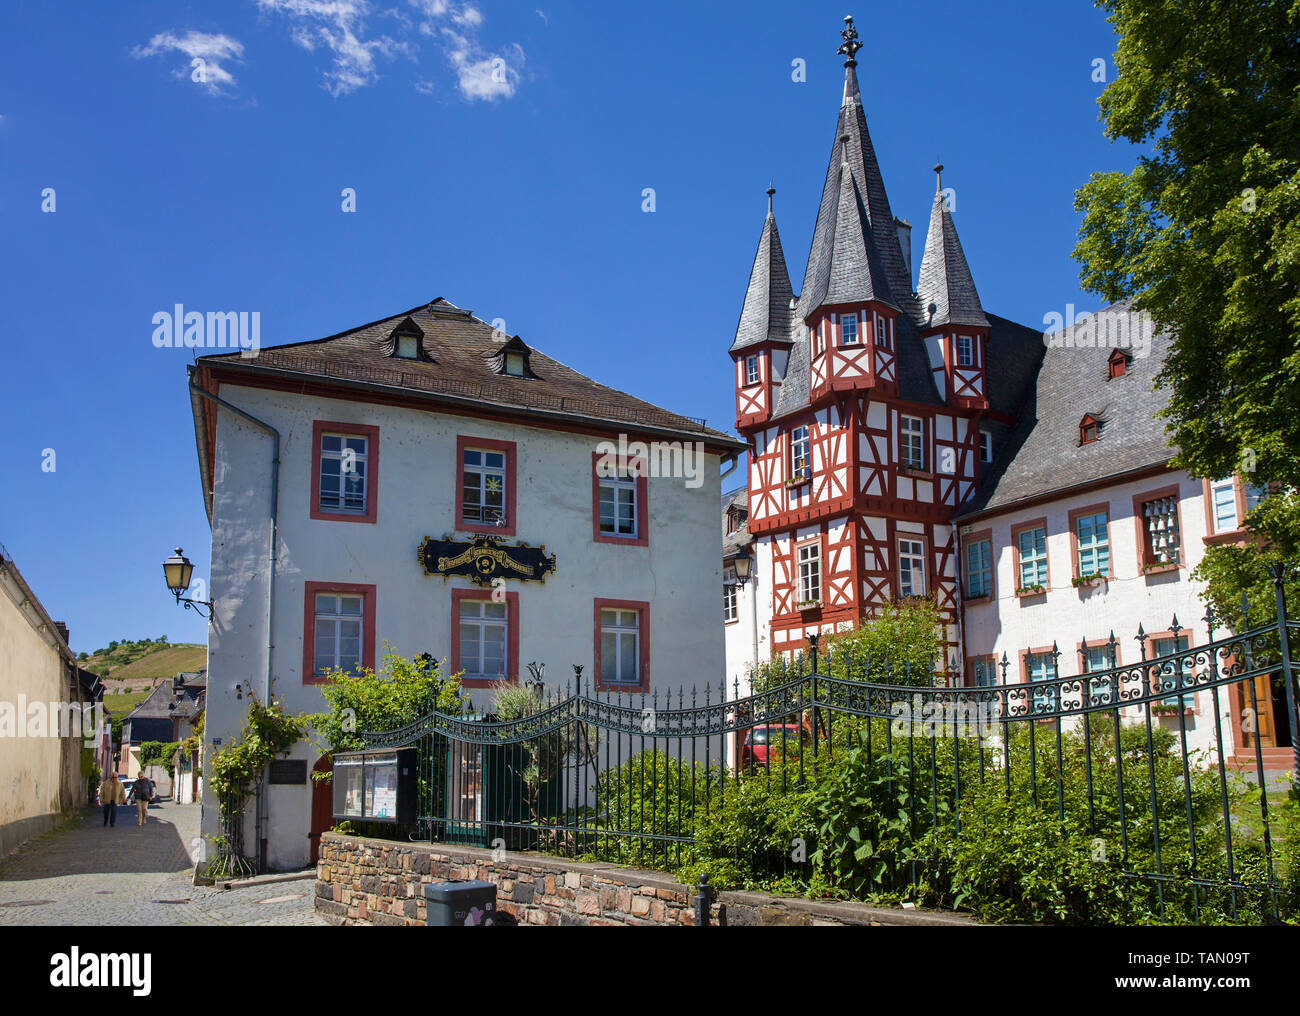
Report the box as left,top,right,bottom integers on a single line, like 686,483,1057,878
694,873,711,927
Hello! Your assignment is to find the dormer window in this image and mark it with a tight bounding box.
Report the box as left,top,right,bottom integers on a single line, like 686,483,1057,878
1080,414,1101,445
385,317,429,362
1108,349,1130,380
492,335,535,379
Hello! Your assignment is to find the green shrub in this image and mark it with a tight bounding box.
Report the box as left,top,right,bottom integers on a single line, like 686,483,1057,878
593,749,725,870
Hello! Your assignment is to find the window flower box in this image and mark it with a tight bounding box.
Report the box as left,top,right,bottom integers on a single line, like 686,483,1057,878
1072,572,1106,589
1014,585,1046,598
796,600,821,611
785,474,811,488
1141,561,1180,576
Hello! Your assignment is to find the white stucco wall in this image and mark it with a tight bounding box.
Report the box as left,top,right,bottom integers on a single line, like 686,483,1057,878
959,470,1231,754
202,383,727,869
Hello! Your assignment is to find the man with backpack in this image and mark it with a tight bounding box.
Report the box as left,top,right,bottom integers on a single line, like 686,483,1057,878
132,771,154,826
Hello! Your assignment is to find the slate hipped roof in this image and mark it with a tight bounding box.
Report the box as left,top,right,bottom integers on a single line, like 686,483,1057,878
199,299,743,451
917,185,989,330
731,204,797,352
959,303,1171,517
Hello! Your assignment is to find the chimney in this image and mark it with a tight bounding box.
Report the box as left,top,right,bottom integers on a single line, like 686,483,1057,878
54,621,69,647
894,217,913,288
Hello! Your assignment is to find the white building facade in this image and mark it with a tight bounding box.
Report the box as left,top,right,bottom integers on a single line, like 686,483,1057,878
191,298,743,870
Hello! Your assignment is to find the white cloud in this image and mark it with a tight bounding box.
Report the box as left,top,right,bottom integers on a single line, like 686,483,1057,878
410,0,523,102
256,0,410,96
443,33,521,101
132,30,245,94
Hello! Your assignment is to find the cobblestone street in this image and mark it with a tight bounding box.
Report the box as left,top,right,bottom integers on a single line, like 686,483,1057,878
0,803,325,926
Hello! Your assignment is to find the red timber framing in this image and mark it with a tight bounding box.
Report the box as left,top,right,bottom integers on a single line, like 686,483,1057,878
735,301,983,666
734,344,782,429
926,328,989,411
808,305,893,401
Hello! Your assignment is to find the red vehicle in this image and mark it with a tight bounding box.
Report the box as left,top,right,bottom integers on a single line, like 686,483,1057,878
740,722,811,769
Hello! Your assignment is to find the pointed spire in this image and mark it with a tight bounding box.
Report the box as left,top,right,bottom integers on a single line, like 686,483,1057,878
730,186,796,353
916,165,989,330
797,19,911,320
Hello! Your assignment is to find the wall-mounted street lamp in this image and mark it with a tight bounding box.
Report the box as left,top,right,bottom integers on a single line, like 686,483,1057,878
732,549,753,583
162,547,214,619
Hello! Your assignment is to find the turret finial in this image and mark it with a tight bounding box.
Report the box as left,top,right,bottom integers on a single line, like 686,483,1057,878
766,180,775,214
934,161,944,193
838,15,863,66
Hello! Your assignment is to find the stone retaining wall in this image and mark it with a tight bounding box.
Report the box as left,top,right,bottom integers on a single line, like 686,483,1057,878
315,833,975,927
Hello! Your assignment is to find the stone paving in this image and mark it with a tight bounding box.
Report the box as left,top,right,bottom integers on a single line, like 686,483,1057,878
0,803,326,926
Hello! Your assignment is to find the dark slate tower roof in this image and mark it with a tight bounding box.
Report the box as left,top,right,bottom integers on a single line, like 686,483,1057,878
740,16,1044,424
796,45,911,321
916,169,989,330
730,188,797,352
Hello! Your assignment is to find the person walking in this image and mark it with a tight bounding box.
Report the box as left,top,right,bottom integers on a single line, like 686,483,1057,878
132,771,154,827
99,772,126,827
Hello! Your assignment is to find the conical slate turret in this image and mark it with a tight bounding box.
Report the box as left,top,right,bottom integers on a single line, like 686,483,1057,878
917,166,988,330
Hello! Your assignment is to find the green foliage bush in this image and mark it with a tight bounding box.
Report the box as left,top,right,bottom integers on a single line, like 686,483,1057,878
666,713,1299,925
139,740,181,777
313,645,462,755
592,749,725,870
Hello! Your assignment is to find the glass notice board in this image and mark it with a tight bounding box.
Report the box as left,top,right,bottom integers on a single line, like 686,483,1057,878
331,748,415,824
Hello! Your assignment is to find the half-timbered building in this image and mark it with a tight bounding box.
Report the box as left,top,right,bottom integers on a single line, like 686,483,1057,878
722,17,1289,769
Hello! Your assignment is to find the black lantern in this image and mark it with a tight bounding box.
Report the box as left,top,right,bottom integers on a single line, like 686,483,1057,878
732,549,753,583
163,547,213,618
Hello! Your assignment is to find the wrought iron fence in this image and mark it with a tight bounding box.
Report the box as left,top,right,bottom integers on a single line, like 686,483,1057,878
356,585,1300,924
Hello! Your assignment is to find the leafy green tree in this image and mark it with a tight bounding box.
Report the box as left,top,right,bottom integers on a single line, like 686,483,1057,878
1073,1,1300,610
313,645,463,754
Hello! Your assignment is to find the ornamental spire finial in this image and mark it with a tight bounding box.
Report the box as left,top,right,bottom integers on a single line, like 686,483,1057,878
767,180,775,214
838,15,863,66
934,161,944,193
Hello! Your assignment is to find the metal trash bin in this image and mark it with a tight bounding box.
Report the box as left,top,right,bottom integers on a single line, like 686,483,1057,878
424,880,497,926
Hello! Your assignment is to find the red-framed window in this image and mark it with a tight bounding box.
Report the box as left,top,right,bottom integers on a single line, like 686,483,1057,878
593,598,650,693
1010,517,1050,593
1132,484,1183,572
302,581,376,685
450,587,519,689
592,451,649,546
963,528,994,600
310,421,379,524
1079,414,1100,446
456,435,517,536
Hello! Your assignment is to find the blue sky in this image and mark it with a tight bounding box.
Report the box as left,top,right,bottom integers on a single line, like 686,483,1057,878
0,1,1133,654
